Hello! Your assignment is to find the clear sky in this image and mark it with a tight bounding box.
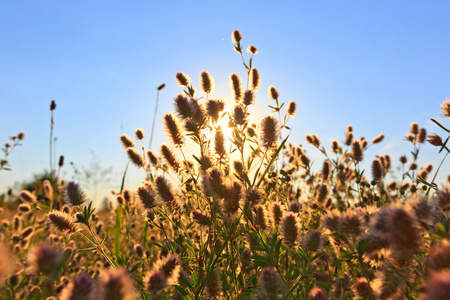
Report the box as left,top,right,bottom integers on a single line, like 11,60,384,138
1,1,449,203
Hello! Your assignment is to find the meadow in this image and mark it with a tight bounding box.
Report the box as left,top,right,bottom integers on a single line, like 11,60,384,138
1,30,450,300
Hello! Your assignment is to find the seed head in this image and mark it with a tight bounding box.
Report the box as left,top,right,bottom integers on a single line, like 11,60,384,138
345,131,354,146
58,155,65,167
410,122,419,135
17,132,25,140
192,210,210,226
268,86,279,100
322,160,331,181
246,188,263,207
281,212,301,248
426,270,450,300
155,176,181,216
253,205,268,230
231,29,243,43
19,190,36,203
99,268,136,300
206,99,226,123
126,147,144,168
222,181,242,215
286,100,297,117
0,242,15,284
331,140,340,154
173,94,192,119
135,128,145,140
145,270,167,291
260,268,283,299
440,98,450,118
154,254,181,285
427,133,444,147
247,45,258,55
352,278,372,300
270,202,284,227
146,149,158,165
136,182,157,210
64,181,87,206
163,113,184,146
200,71,214,94
120,134,135,149
351,140,364,163
303,230,324,252
371,158,384,182
243,89,255,106
260,115,279,149
48,211,78,234
240,248,252,275
175,72,191,87
50,100,56,111
308,287,328,300
160,144,180,173
233,103,247,125
205,268,222,299
27,244,61,275
249,68,260,91
372,133,384,144
418,128,427,144
316,184,329,203
230,73,243,102
59,274,95,300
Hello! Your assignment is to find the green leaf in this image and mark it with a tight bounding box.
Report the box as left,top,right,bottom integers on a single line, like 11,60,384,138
129,261,143,273
339,252,357,260
357,238,369,257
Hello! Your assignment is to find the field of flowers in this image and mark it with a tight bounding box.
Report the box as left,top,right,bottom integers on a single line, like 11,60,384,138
1,30,450,300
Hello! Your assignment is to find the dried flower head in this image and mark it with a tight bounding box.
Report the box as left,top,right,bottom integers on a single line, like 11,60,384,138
418,127,427,144
427,133,444,147
426,269,450,300
0,242,15,284
64,181,87,206
303,230,325,252
206,99,226,123
331,140,340,154
43,179,53,200
60,274,95,300
50,100,56,111
308,287,328,300
28,244,61,275
135,128,145,140
440,98,450,118
19,190,36,204
160,144,180,173
260,115,279,149
230,73,243,102
268,86,279,100
270,202,284,227
222,181,242,215
322,160,331,181
48,211,77,235
233,103,247,125
371,158,384,182
372,133,384,144
247,45,258,55
243,89,255,106
155,176,181,215
163,113,184,146
351,140,364,163
175,72,191,87
205,268,222,299
120,134,135,149
286,100,297,117
99,268,136,300
410,122,419,135
146,149,158,165
249,68,261,91
192,210,210,226
126,147,144,168
260,268,283,299
154,254,181,285
281,212,301,248
231,29,243,43
136,182,157,210
200,71,214,94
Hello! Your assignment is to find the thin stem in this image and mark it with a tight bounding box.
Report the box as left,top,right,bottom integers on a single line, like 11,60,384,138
149,89,161,150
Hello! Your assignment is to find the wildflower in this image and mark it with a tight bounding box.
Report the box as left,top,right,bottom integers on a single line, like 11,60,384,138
352,278,372,300
240,248,252,275
60,274,95,300
230,73,243,102
120,134,135,149
50,100,56,111
270,202,283,226
372,133,384,144
303,230,325,252
27,244,61,275
146,149,158,165
206,99,226,123
48,210,77,234
254,205,268,230
340,208,363,236
308,288,328,300
247,45,258,55
417,128,427,144
58,155,65,167
20,226,35,239
233,160,244,175
43,179,53,200
260,115,279,149
136,182,157,210
281,212,301,248
427,133,444,146
17,131,25,140
386,207,421,260
345,131,354,146
440,98,450,117
205,268,222,299
322,209,341,233
316,184,329,203
222,181,242,215
268,86,279,100
371,158,384,182
160,144,180,173
260,268,283,299
286,100,297,117
322,160,331,181
331,140,340,154
155,176,181,216
243,89,255,106
175,72,191,87
154,254,181,285
126,147,144,168
18,203,31,213
425,238,450,272
163,113,184,146
19,190,36,203
64,181,87,206
351,140,363,163
399,154,407,164
371,266,407,300
145,270,167,291
192,210,210,226
134,128,145,140
99,268,136,300
249,68,260,91
173,94,192,120
306,134,321,147
231,29,243,43
410,122,419,135
200,71,214,94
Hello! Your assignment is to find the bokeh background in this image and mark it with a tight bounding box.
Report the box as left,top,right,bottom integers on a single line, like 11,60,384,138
1,1,449,204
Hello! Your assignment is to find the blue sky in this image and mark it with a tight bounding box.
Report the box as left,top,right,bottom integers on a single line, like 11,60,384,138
1,1,449,202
